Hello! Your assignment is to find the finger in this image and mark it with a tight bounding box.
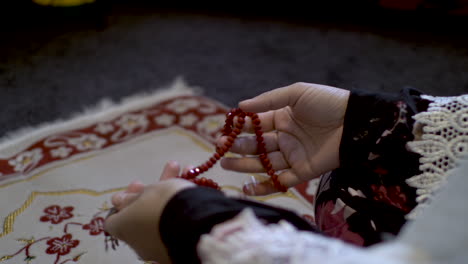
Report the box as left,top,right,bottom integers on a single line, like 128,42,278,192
104,205,135,240
243,180,277,196
221,151,290,173
105,190,154,240
160,161,181,181
243,170,302,196
116,193,141,210
239,84,306,113
112,180,145,207
217,132,279,155
240,111,276,133
215,111,277,144
111,191,126,207
127,180,145,193
111,192,141,210
182,165,195,175
104,213,122,239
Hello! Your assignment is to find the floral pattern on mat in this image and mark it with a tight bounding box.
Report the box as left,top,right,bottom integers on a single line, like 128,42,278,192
0,95,317,263
1,204,108,263
0,96,226,177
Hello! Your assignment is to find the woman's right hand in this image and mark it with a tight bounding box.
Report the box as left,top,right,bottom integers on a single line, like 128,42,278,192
218,82,350,195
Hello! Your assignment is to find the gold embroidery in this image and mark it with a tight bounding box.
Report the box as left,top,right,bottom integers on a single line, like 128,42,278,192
82,140,94,148
0,256,12,261
126,120,137,126
0,127,311,240
16,237,35,244
0,129,183,238
21,157,32,166
0,187,124,238
99,201,112,212
72,252,87,261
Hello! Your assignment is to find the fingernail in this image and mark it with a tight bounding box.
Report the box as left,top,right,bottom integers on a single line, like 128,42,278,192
243,176,258,195
130,180,142,185
115,192,127,204
242,183,256,196
168,160,179,166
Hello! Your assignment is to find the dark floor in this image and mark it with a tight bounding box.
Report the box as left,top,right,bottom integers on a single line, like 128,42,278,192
1,2,467,138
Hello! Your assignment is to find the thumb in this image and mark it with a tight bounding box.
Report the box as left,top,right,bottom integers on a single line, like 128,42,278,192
239,83,306,113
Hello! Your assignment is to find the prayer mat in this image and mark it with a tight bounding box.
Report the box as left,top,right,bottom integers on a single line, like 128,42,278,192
0,80,318,263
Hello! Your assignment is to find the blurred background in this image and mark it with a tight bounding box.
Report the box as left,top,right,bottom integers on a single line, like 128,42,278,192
1,0,467,138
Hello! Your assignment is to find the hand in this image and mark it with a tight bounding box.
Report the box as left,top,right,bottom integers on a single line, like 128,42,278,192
104,161,195,263
218,82,350,195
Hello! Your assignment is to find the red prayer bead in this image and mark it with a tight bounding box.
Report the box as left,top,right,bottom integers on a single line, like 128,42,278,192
257,142,266,153
216,147,225,155
188,169,199,178
178,108,287,192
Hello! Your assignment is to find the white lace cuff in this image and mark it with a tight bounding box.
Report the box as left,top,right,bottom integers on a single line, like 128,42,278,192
407,94,468,218
197,209,429,264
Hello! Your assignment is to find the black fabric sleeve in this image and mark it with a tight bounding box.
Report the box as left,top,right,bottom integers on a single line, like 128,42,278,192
312,88,430,246
159,186,317,264
340,88,429,169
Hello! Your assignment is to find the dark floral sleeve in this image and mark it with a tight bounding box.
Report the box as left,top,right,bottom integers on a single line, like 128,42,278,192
159,187,317,264
315,88,430,246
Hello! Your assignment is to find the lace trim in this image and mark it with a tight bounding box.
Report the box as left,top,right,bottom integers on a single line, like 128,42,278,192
197,209,427,264
406,94,468,219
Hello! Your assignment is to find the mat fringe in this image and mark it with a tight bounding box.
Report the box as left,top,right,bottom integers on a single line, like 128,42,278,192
0,77,202,157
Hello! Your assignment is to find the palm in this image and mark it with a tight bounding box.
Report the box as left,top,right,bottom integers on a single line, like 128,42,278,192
275,103,343,181
220,83,349,195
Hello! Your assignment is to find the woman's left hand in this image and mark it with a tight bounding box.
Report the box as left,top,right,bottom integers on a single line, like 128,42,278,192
104,161,195,263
